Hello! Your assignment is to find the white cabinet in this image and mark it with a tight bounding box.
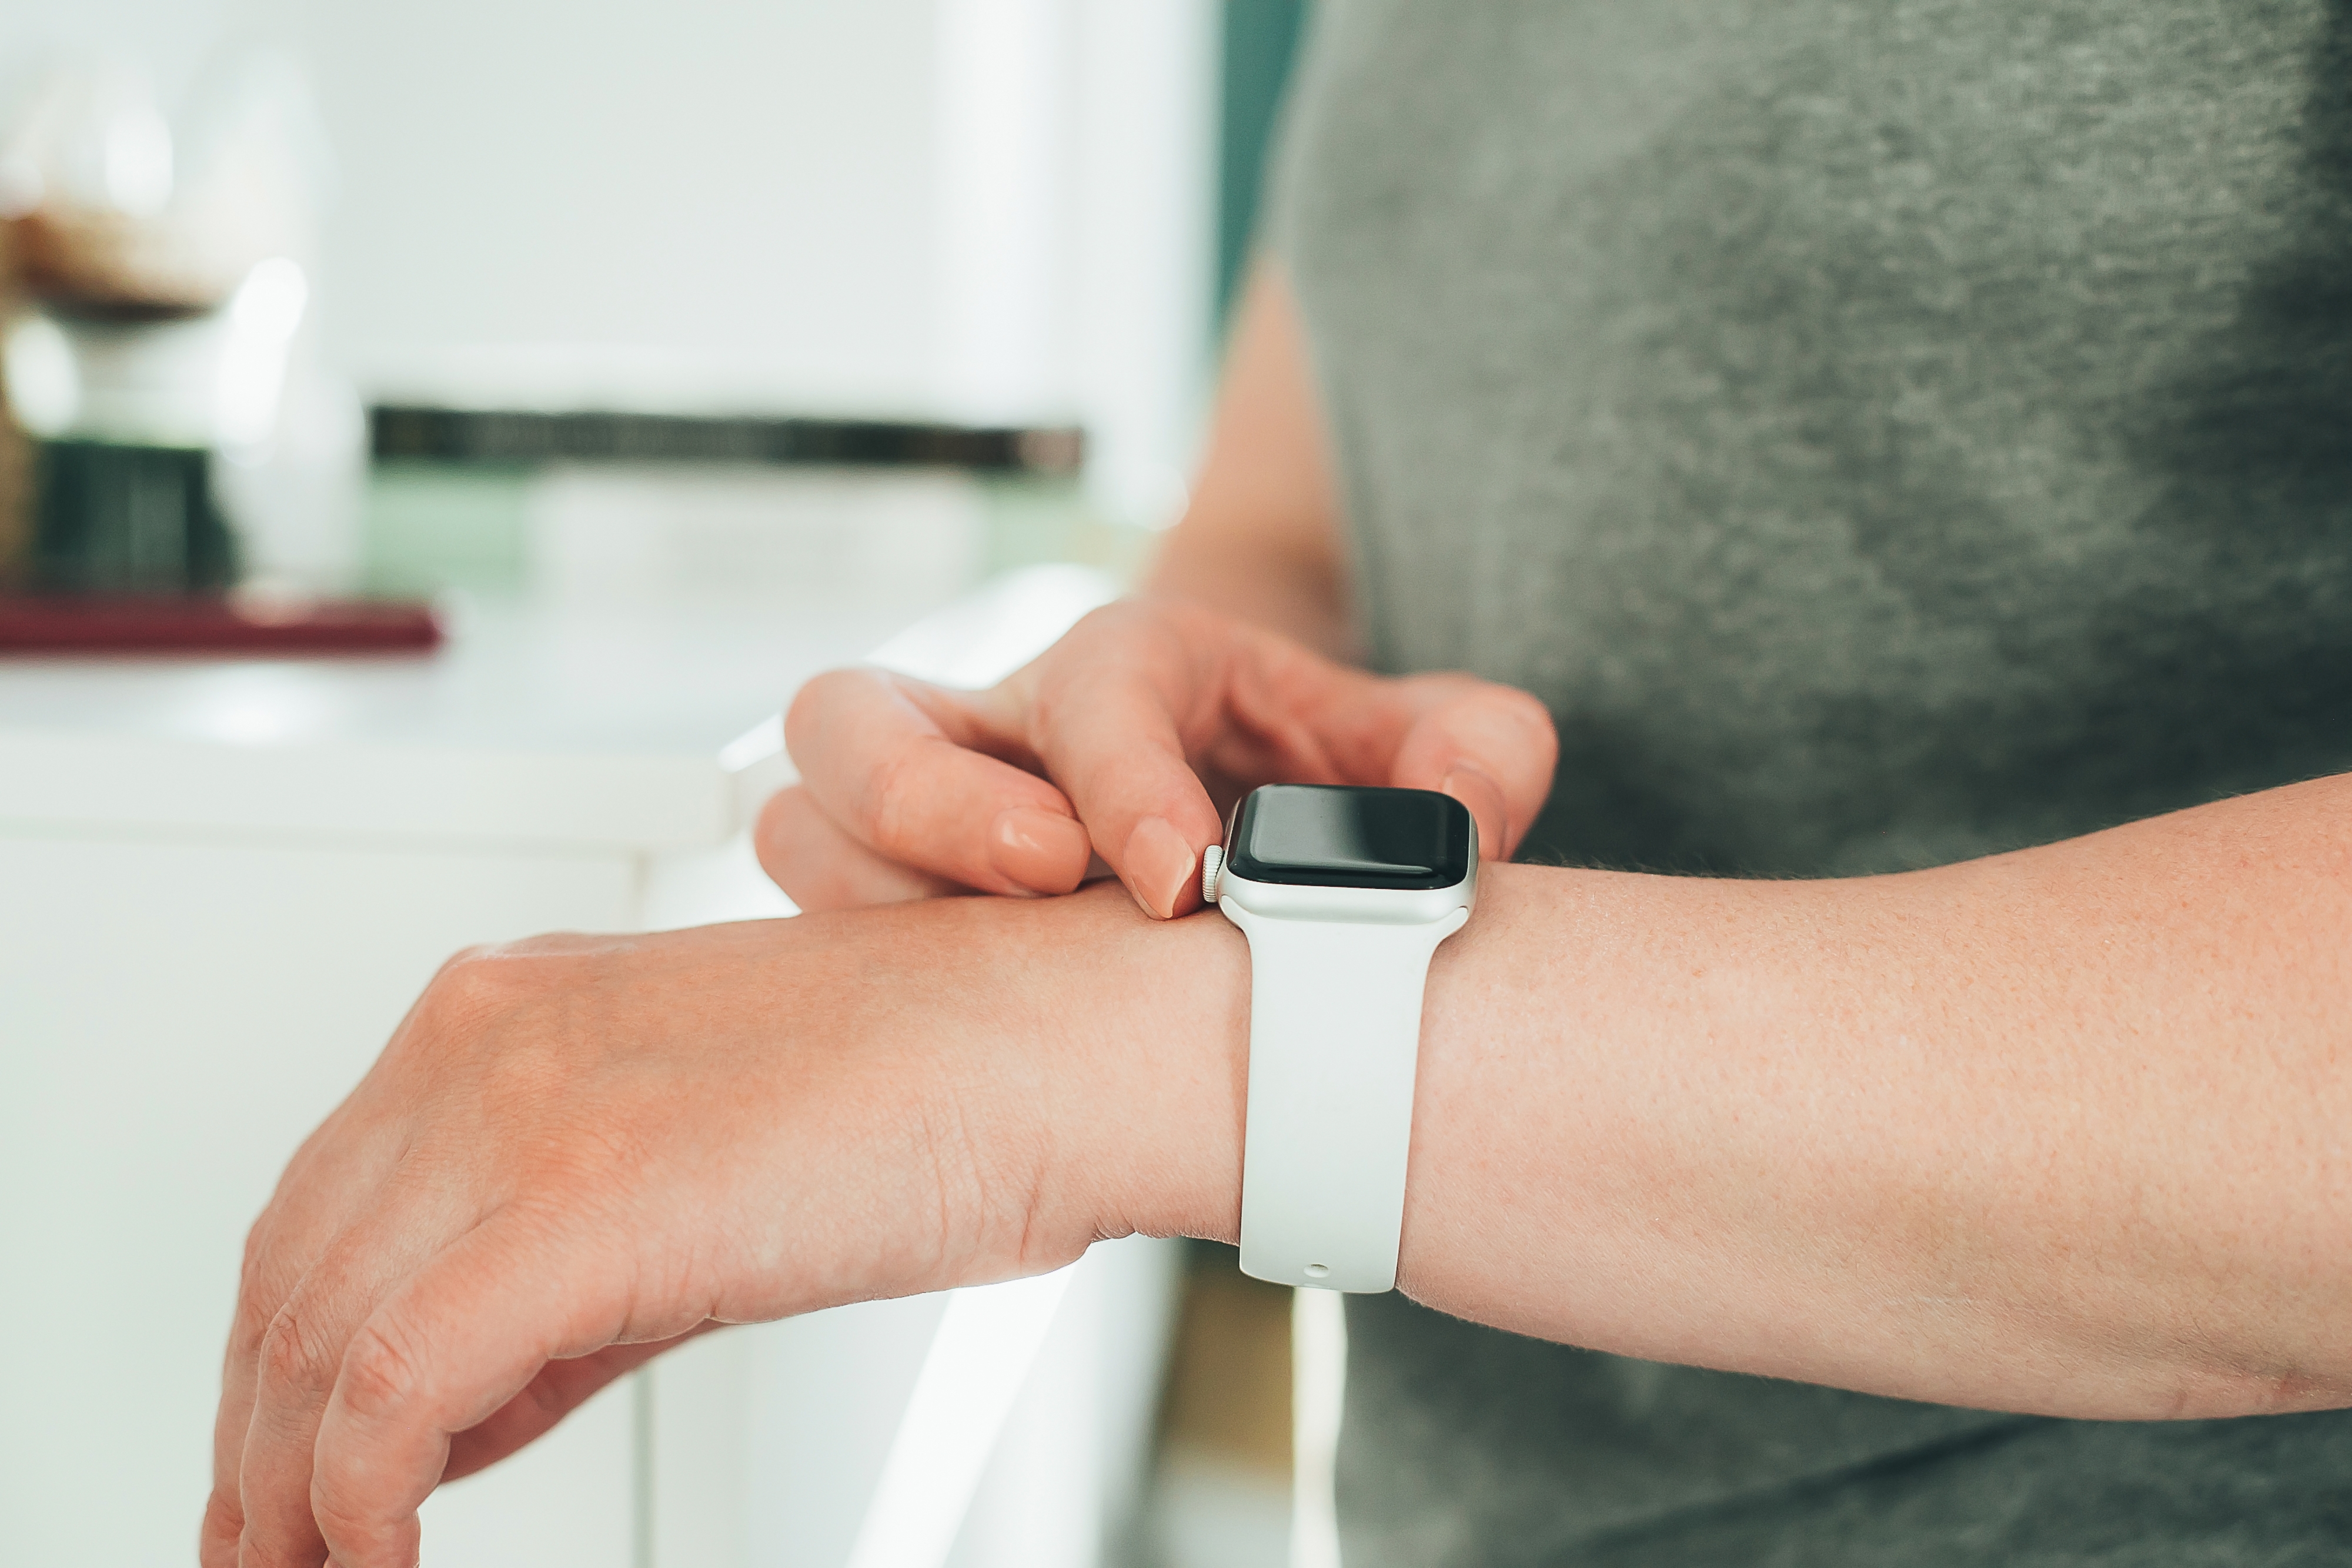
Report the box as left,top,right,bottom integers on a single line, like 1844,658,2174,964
0,834,645,1568
0,567,1172,1568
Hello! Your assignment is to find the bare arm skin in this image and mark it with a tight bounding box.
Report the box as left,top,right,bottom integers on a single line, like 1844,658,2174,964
206,780,2352,1565
749,259,2352,1424
1402,789,2352,1423
1146,259,1355,654
206,254,2352,1563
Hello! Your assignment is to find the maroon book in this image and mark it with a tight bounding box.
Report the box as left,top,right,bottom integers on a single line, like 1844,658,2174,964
0,595,445,655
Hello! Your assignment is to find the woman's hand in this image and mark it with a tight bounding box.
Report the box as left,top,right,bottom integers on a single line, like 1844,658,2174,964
759,597,1558,918
199,887,1245,1568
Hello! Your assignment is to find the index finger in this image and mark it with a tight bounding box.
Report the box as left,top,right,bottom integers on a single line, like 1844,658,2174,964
1013,603,1238,919
787,667,1096,897
203,1109,399,1566
306,1217,630,1568
1027,607,1559,916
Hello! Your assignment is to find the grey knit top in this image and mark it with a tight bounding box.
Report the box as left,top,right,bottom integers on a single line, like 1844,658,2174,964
1271,2,2352,1562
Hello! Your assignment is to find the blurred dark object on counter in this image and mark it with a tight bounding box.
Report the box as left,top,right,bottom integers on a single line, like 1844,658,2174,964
0,590,440,654
1,58,346,599
0,230,24,588
0,419,22,589
32,439,239,592
370,404,1085,475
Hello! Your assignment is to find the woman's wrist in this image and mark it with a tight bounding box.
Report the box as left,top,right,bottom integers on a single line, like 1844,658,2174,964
1018,862,1557,1280
1018,862,1556,1278
1009,882,1251,1256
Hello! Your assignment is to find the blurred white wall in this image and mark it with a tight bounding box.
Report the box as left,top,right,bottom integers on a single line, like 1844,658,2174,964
1,0,1215,523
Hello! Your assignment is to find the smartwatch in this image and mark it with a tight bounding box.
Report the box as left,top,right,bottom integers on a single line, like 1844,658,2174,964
1202,783,1478,1292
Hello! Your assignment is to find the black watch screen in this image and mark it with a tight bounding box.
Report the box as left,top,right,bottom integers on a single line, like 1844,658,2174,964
1226,784,1474,890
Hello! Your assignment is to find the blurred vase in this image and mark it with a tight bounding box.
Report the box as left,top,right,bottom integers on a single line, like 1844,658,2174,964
0,52,362,596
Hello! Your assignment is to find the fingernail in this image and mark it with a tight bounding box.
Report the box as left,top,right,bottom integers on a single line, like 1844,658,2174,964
1438,765,1507,858
988,807,1091,895
1122,815,1197,919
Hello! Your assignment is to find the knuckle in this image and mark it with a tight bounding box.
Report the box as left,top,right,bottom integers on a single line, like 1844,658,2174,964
784,666,881,757
379,941,592,1128
415,942,552,1032
308,1468,404,1567
336,1318,427,1425
860,744,928,856
230,1233,287,1360
426,941,497,987
198,1489,244,1567
409,947,513,1039
229,1292,275,1364
258,1298,342,1396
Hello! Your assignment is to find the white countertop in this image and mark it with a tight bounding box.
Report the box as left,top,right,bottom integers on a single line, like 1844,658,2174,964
0,566,1117,853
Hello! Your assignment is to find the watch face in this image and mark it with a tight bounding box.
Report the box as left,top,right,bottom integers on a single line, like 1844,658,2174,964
1227,784,1474,890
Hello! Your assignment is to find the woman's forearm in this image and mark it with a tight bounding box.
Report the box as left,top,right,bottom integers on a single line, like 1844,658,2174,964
210,772,2352,1559
1107,773,2352,1417
1144,259,1356,657
1367,773,2352,1420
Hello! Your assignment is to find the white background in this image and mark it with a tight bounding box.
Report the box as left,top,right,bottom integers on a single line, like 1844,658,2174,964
0,0,1217,521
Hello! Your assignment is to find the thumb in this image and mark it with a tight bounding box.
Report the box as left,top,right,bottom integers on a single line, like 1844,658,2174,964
1015,603,1234,918
1382,676,1558,860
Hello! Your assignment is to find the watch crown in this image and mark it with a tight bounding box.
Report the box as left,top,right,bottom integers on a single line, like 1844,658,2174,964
1201,844,1224,905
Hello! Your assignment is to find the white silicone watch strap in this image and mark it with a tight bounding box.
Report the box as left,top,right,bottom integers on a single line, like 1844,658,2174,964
1221,902,1469,1292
